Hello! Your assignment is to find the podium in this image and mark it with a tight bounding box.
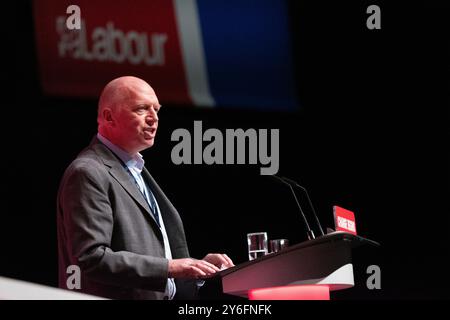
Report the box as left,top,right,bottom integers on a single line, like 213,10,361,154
213,231,379,300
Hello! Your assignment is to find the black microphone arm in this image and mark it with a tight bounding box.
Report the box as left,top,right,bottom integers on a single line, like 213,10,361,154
280,176,325,237
270,175,316,240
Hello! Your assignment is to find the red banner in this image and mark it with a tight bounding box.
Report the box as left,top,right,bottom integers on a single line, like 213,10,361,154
33,0,191,105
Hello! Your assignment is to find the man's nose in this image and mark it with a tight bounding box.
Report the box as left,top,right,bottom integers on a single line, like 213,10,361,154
146,109,158,123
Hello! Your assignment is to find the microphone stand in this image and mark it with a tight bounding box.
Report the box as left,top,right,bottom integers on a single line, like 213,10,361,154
281,176,325,237
270,175,315,240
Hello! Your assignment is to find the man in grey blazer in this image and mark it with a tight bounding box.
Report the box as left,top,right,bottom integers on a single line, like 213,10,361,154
57,76,233,300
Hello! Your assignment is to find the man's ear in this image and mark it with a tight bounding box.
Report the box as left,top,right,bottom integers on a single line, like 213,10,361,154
103,108,114,124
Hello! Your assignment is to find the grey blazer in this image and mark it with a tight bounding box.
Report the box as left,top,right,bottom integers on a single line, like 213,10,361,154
57,137,193,299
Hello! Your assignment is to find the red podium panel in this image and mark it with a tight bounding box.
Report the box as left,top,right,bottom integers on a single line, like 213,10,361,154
249,284,330,300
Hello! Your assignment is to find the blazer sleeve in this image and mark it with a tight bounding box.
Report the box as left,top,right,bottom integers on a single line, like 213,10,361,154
59,160,168,292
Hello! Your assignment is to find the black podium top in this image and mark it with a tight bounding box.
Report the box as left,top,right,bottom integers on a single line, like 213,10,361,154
219,231,380,277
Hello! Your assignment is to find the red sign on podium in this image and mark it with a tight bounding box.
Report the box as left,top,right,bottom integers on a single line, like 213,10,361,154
333,206,357,235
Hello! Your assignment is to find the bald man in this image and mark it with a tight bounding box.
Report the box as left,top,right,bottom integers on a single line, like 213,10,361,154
57,76,233,300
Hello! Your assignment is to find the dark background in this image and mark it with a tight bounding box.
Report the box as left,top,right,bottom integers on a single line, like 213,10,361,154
5,0,449,300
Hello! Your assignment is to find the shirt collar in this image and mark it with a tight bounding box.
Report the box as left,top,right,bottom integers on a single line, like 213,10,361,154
97,133,145,172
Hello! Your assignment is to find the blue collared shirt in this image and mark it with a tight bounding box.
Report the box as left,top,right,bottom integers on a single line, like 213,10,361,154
97,133,176,299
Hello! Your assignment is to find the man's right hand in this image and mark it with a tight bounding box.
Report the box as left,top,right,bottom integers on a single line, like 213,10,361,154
168,258,221,279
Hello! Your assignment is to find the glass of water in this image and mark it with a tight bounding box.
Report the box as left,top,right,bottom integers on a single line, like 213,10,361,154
247,232,268,261
269,239,289,253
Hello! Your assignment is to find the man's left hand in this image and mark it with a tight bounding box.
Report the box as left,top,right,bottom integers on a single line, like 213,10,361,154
202,253,235,270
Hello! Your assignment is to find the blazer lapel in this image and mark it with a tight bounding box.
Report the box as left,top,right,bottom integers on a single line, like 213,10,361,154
89,137,161,229
109,165,153,215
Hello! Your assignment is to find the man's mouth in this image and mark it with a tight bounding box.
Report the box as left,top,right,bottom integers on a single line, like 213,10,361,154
144,127,156,138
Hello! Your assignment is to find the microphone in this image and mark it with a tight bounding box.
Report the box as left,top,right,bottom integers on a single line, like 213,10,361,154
280,176,325,237
270,175,316,240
